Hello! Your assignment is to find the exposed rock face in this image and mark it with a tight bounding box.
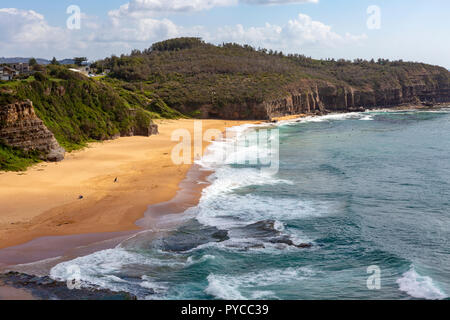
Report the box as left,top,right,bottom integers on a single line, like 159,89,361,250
122,108,159,137
264,77,450,119
124,122,159,137
0,100,65,161
200,70,450,120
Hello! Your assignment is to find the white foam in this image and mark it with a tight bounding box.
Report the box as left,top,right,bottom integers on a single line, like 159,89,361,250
205,275,246,300
197,192,327,230
50,248,185,295
397,267,447,300
186,254,216,266
360,115,374,121
205,267,315,300
277,112,368,126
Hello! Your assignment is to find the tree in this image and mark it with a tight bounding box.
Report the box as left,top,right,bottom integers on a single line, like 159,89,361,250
74,57,88,66
29,58,37,66
51,57,60,65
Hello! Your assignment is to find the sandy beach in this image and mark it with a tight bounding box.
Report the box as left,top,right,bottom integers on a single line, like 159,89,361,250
0,119,252,250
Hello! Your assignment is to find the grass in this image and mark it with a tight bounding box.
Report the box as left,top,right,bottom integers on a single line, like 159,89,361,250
92,38,449,116
0,143,41,171
1,65,184,170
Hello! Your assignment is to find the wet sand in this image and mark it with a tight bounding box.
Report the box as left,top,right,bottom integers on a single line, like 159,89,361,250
0,119,252,253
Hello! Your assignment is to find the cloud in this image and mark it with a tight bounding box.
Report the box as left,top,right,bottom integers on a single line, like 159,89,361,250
95,17,179,43
207,13,367,51
241,0,318,4
109,0,237,19
0,6,365,60
0,8,66,44
108,0,317,18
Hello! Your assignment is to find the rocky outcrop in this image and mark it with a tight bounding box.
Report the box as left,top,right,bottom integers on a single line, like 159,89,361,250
127,123,159,136
264,77,450,119
0,100,65,161
0,271,137,300
123,108,159,137
200,70,450,120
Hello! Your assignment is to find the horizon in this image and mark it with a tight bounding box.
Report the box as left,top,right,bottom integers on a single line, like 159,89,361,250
0,0,449,69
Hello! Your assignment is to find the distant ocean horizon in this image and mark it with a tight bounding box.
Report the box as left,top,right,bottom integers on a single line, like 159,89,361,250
50,107,450,300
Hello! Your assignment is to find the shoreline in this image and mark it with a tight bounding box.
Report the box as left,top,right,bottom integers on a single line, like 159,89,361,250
1,106,448,298
0,119,254,263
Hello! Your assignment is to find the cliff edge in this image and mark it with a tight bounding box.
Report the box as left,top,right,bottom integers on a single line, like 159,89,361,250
0,100,65,162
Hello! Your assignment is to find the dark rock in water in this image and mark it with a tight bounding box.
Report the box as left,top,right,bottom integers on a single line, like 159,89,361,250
0,272,137,300
296,243,313,248
239,220,312,249
239,220,281,239
269,236,313,249
158,220,229,252
211,230,229,241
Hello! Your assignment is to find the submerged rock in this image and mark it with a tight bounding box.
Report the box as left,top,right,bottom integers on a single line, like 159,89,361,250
235,220,313,250
158,220,229,252
269,236,313,249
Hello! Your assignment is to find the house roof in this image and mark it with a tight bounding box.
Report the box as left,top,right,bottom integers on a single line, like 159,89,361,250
1,66,17,75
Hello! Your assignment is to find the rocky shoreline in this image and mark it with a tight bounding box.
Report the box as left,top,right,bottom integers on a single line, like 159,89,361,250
0,272,137,300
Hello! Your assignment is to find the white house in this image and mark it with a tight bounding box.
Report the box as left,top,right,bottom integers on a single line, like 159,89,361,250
0,66,15,81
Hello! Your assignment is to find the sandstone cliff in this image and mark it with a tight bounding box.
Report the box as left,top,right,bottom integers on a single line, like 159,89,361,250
200,71,450,120
0,100,65,161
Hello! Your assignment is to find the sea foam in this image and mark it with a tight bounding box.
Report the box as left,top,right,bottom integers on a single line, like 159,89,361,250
397,266,447,300
205,267,316,300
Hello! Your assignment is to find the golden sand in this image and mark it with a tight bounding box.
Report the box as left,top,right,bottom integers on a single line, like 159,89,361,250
0,119,252,249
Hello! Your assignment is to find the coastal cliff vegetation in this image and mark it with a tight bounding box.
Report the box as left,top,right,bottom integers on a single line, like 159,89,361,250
93,38,450,118
1,37,450,170
0,65,180,170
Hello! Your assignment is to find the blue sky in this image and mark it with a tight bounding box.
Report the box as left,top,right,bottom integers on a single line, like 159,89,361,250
1,0,449,68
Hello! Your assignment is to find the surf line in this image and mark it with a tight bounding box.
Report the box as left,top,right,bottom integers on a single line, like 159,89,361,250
181,304,216,318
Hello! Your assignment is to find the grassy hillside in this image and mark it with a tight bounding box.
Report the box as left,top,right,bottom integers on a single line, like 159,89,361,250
0,65,182,170
92,38,449,116
2,38,449,170
0,143,40,171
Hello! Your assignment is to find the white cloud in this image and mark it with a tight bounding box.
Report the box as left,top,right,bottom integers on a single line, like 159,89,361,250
0,6,365,60
241,0,318,4
109,0,237,19
0,8,66,44
108,0,317,19
207,13,367,51
95,17,179,43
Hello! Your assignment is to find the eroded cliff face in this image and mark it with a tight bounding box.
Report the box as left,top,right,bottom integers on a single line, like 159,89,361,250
0,100,65,161
265,77,450,119
200,69,450,120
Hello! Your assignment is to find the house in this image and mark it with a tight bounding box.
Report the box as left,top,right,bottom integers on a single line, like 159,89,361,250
68,68,89,77
7,63,30,74
0,66,17,81
69,65,91,76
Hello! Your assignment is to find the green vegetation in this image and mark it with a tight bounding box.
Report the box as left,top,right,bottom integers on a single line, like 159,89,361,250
92,38,449,116
74,57,88,66
28,58,37,67
0,143,41,171
0,65,182,171
2,38,449,171
102,78,185,119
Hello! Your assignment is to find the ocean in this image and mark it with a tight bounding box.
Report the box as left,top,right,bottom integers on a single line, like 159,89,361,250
50,107,450,300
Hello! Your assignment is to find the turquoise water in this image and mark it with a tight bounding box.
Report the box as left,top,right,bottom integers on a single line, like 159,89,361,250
50,108,450,300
